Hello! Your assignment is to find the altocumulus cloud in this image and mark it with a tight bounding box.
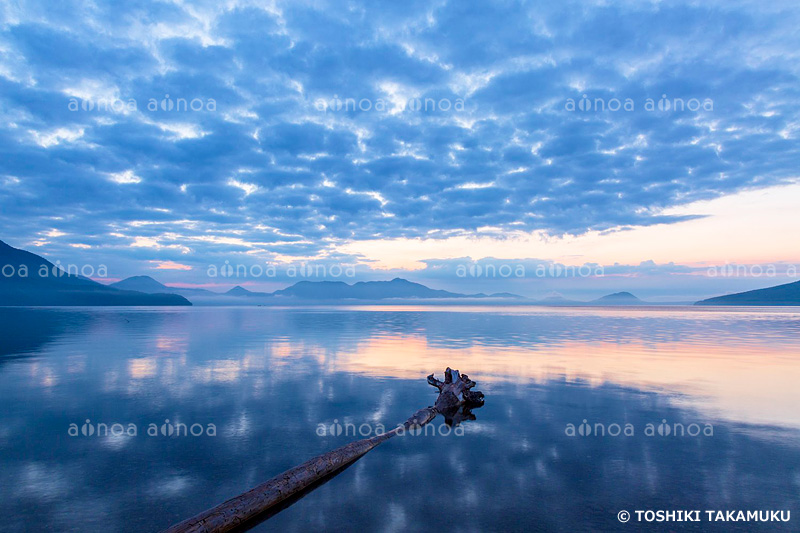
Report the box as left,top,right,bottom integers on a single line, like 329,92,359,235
0,0,799,274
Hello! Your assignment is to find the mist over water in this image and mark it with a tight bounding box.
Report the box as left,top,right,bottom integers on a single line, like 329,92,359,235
0,306,798,532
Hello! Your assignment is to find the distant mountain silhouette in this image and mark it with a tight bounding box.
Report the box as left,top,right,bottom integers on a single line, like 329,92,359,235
225,285,270,297
592,291,644,305
695,280,800,306
110,275,170,293
488,292,526,299
533,292,580,305
272,278,477,300
0,241,190,306
111,275,214,298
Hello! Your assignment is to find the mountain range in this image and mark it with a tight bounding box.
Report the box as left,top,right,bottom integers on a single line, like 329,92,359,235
103,275,800,307
0,240,190,306
109,275,526,303
106,276,662,306
4,239,799,306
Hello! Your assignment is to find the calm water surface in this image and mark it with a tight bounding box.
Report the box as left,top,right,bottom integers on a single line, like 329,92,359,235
0,306,798,532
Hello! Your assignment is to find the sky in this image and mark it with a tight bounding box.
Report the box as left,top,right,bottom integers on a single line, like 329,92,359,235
1,0,799,300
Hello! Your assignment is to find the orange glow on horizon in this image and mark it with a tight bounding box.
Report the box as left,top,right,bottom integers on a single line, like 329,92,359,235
338,183,800,270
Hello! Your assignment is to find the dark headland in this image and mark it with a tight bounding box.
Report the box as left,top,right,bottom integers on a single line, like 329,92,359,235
695,280,800,306
0,240,191,306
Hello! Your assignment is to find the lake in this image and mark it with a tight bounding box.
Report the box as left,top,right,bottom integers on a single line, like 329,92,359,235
0,306,798,531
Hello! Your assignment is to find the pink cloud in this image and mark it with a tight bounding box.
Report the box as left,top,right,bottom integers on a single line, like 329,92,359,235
151,261,192,271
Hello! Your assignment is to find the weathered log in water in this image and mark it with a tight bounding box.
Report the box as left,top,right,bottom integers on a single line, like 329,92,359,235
163,368,482,533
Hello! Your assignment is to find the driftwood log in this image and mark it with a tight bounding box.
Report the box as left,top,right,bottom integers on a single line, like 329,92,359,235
163,368,483,533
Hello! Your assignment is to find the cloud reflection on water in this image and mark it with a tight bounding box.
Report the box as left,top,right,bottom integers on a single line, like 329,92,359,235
0,307,798,531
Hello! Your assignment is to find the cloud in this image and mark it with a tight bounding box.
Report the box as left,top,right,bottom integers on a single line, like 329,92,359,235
108,170,142,184
1,0,799,297
151,260,192,271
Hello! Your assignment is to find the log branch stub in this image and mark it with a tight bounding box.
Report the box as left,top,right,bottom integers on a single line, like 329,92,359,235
426,373,444,390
